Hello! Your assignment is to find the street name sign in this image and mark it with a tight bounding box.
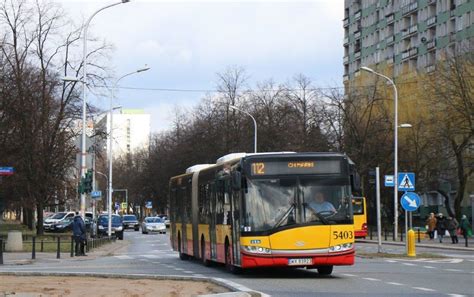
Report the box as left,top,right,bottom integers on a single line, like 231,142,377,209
146,201,152,209
91,191,102,199
401,192,421,211
0,167,14,176
384,175,394,187
398,172,415,191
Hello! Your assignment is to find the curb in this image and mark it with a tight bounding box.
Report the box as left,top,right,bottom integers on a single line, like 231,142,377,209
357,239,474,252
0,271,269,297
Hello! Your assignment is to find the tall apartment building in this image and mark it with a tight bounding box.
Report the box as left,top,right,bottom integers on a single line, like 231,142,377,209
343,0,473,81
97,109,151,158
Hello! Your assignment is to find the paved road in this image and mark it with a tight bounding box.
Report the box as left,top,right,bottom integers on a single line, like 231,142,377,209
1,230,473,296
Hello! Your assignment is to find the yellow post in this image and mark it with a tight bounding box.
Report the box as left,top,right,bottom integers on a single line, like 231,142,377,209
407,229,416,257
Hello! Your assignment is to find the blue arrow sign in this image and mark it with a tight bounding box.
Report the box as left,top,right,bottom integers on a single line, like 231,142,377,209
398,172,415,191
401,192,421,211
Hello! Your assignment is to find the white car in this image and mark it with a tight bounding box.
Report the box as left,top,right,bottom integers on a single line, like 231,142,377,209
141,217,166,234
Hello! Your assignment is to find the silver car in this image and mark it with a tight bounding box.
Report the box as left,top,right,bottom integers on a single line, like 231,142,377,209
141,217,166,234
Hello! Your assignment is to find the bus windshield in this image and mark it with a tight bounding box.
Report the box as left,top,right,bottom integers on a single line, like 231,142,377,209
243,177,352,232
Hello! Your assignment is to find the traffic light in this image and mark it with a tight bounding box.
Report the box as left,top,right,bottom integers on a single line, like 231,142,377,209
83,169,93,194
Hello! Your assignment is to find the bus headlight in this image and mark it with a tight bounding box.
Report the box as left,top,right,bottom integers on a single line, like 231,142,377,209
242,245,272,255
329,243,353,252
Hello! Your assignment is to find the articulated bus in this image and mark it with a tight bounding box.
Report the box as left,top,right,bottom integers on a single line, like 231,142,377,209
352,197,367,238
169,152,360,275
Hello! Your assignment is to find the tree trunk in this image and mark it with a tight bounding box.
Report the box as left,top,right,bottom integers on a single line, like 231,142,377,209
36,201,44,235
454,150,467,219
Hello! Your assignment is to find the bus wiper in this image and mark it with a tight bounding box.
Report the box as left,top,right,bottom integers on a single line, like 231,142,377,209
273,203,296,229
303,202,329,225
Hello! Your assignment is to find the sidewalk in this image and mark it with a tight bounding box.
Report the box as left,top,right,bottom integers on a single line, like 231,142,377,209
1,238,129,265
357,236,474,252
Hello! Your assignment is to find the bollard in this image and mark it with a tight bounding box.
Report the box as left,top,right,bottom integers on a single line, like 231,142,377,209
417,228,421,243
85,238,89,253
56,237,61,259
32,236,36,260
392,228,395,241
0,239,3,265
384,228,387,241
465,236,468,248
401,228,404,242
70,236,74,257
369,226,373,240
407,229,416,257
41,240,44,252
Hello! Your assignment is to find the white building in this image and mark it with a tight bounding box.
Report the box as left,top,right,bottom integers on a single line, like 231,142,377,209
98,109,151,158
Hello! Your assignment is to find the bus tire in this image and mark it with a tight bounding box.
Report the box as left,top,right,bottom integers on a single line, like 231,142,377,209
178,233,188,260
317,265,333,275
201,236,211,266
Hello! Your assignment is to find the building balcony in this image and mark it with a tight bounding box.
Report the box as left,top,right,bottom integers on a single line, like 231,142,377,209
426,64,435,73
386,13,394,24
401,47,418,60
386,35,395,44
426,16,436,27
343,74,349,82
402,2,418,16
428,0,436,6
449,32,456,43
387,56,394,64
354,51,361,59
354,31,361,39
354,10,361,21
343,36,349,45
426,39,436,50
343,55,349,64
343,17,349,27
401,25,418,39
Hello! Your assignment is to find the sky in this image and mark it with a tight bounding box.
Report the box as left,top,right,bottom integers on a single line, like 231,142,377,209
58,0,345,132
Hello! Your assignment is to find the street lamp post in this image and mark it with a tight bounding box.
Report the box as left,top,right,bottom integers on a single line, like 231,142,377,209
229,105,257,153
107,66,150,237
360,66,399,240
80,0,130,219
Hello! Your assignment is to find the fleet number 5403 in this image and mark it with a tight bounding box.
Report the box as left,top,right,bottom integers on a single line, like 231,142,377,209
333,231,353,240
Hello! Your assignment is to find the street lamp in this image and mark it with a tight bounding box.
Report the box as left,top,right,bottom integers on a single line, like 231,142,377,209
79,0,130,219
360,66,400,239
229,105,257,153
107,66,151,237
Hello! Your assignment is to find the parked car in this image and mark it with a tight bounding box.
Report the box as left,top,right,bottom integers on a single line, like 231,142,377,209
50,217,74,232
141,217,166,234
122,214,139,231
97,214,124,240
44,211,75,232
157,214,170,227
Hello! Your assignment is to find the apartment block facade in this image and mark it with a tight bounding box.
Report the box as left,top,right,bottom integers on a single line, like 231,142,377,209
343,0,473,81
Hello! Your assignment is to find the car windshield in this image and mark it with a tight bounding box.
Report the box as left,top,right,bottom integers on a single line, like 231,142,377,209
98,216,122,224
51,212,66,219
243,177,352,232
123,215,137,221
145,217,163,223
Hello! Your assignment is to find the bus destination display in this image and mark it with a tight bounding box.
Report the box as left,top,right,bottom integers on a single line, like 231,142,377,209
250,160,341,176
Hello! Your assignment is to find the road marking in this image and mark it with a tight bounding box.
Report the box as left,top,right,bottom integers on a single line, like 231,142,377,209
183,270,194,273
444,269,462,272
447,294,467,297
423,266,435,269
174,268,184,271
402,263,415,266
143,255,160,259
386,282,403,286
362,278,381,281
385,260,397,263
193,274,205,277
341,273,356,277
413,287,435,292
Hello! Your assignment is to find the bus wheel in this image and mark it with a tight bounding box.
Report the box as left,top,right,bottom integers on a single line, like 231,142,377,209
317,265,333,275
178,234,188,260
201,237,211,266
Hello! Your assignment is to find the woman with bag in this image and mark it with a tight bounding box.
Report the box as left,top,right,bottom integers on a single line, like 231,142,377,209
446,216,459,244
425,213,437,240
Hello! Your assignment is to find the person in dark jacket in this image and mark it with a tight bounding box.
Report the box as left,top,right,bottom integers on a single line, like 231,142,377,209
446,216,459,244
459,215,472,241
436,213,447,243
72,212,86,256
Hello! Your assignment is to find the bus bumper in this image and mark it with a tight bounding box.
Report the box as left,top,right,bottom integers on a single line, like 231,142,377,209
241,250,355,268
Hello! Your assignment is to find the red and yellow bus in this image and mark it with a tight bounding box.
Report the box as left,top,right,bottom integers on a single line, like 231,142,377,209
169,152,360,275
352,197,367,238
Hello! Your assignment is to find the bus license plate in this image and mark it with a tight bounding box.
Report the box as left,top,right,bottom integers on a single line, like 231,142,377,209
288,258,312,266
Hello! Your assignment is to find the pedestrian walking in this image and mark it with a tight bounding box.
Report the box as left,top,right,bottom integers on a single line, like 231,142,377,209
72,211,86,256
459,215,472,240
425,213,437,240
446,216,459,244
436,213,447,243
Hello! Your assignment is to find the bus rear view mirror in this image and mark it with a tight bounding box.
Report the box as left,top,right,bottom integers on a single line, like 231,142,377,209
351,172,361,193
232,171,241,190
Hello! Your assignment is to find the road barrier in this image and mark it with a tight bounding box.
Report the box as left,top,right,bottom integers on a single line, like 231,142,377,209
32,237,36,260
57,237,61,259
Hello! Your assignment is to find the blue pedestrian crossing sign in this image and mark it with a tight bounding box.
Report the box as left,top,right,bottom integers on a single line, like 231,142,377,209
401,192,421,211
398,172,415,191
